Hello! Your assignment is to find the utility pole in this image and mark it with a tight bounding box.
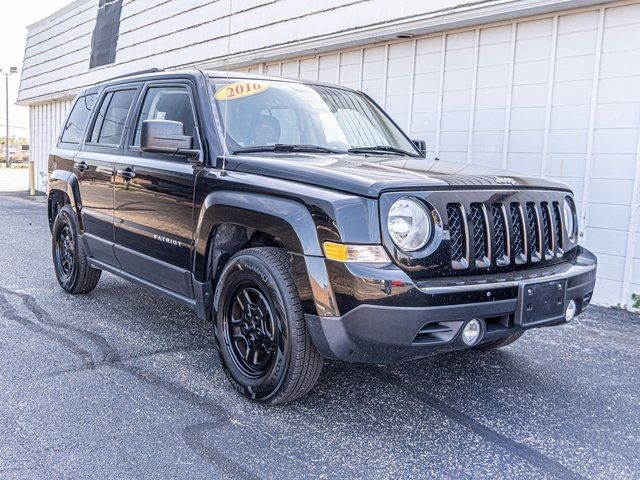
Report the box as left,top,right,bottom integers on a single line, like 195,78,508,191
2,67,18,168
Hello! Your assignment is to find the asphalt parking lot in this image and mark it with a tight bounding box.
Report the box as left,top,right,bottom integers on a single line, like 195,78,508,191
0,192,638,479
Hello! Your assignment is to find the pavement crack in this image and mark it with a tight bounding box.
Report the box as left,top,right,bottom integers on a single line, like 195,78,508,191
109,362,263,477
111,362,227,416
0,290,94,368
0,286,121,364
369,366,587,480
181,422,262,480
46,345,212,377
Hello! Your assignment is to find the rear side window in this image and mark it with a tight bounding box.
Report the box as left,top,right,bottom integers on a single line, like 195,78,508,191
89,89,136,145
60,94,97,144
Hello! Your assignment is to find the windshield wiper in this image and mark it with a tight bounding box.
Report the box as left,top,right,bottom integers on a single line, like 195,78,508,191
233,144,345,155
347,145,417,157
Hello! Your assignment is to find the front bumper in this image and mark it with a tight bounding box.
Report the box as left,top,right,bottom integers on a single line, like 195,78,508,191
305,247,597,363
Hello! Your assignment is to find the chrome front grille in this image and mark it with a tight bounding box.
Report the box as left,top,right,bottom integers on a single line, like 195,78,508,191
526,203,540,261
552,201,564,251
446,197,567,270
541,203,553,258
510,204,525,262
470,204,487,262
490,204,507,264
446,204,466,265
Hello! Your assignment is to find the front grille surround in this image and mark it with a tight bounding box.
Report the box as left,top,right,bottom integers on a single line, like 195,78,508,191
552,201,564,254
470,203,491,268
490,203,510,267
541,202,555,260
446,203,469,269
526,203,542,263
510,203,528,265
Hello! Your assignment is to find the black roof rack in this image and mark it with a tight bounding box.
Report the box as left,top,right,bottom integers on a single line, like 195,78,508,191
104,68,164,82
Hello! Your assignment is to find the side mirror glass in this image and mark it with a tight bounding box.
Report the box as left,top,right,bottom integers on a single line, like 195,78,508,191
412,139,427,158
140,120,196,156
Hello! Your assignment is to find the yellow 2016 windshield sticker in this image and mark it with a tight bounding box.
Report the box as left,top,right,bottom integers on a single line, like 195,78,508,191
214,81,270,101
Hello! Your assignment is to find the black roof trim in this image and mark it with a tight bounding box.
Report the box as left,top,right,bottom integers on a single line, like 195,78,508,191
103,68,164,82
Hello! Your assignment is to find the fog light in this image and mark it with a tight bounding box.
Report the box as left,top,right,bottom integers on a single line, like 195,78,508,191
565,299,577,322
461,319,482,346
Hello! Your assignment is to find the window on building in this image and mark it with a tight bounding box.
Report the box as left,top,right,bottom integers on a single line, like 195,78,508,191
89,89,135,145
89,0,123,69
60,94,97,144
132,87,200,149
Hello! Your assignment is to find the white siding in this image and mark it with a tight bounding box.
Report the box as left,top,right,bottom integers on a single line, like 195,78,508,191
18,0,469,103
29,100,73,192
251,1,640,310
19,0,610,104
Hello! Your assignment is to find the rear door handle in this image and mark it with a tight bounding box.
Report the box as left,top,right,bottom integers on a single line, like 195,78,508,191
75,160,89,172
117,167,136,181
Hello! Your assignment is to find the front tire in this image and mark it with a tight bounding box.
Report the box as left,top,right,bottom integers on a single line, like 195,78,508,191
52,205,101,294
214,247,323,404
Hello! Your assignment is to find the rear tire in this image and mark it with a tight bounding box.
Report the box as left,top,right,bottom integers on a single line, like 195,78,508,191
52,205,101,294
476,331,524,350
214,247,323,404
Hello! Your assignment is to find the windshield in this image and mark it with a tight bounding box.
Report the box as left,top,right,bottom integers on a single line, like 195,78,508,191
211,78,420,157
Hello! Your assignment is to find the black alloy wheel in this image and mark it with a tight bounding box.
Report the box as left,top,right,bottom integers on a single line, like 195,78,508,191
224,284,278,378
55,225,75,278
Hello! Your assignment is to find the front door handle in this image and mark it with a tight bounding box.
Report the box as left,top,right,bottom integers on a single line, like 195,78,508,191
116,167,136,181
75,160,89,172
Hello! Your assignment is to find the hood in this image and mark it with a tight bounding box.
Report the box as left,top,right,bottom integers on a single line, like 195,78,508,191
225,153,570,197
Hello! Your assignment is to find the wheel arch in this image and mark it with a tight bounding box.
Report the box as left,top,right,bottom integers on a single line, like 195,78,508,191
193,191,332,319
48,170,82,232
194,191,323,282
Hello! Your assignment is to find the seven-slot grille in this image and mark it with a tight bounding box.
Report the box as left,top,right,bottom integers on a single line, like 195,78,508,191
446,199,566,270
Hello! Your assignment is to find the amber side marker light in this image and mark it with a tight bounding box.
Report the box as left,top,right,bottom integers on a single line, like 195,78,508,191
323,241,391,263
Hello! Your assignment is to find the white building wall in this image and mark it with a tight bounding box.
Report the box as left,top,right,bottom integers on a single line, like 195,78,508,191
29,100,73,192
250,1,640,309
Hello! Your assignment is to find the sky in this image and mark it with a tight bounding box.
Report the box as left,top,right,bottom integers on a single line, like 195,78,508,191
0,0,73,139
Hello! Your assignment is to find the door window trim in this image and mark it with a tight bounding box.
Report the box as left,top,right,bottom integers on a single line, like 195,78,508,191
83,83,141,150
125,80,203,159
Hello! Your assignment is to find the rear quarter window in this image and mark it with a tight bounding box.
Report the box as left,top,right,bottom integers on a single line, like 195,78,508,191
59,94,97,144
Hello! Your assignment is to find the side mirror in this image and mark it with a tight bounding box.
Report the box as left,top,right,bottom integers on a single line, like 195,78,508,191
140,120,196,156
412,139,427,158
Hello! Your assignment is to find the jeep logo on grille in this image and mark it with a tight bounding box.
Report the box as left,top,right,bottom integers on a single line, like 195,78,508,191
493,176,517,186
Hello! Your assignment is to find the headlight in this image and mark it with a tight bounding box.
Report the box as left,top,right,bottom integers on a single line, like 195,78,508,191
563,197,577,241
387,197,432,251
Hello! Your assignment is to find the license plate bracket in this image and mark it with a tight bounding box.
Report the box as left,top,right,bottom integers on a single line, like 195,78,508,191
516,279,567,326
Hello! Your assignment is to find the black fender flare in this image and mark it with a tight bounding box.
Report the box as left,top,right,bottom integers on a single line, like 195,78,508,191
48,170,84,231
193,191,323,281
192,191,340,318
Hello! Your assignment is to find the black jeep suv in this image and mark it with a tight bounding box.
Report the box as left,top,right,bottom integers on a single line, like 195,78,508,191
48,70,597,404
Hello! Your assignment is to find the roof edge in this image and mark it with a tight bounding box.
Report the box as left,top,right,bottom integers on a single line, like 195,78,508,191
26,0,92,31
